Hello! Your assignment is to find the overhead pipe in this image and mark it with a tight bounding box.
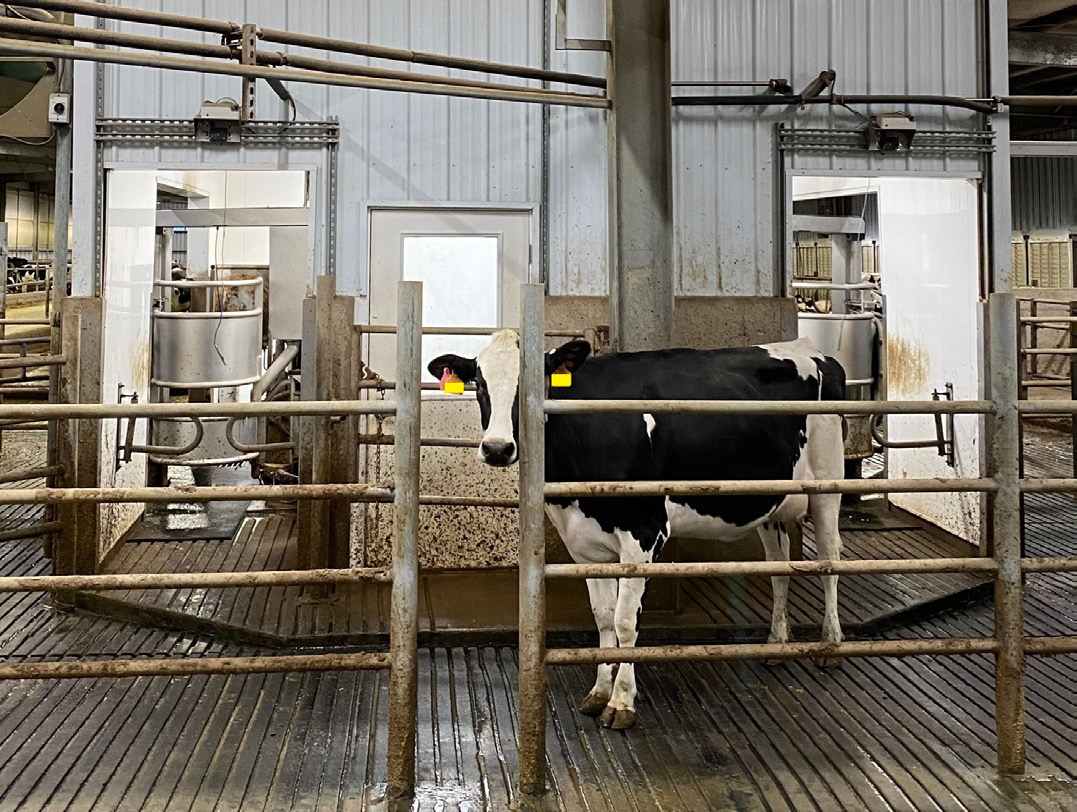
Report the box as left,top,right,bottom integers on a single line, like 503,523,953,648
0,16,580,95
19,0,607,89
672,92,996,114
0,38,609,108
997,95,1077,107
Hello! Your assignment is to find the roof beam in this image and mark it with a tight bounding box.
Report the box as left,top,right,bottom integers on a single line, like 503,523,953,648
1010,32,1077,67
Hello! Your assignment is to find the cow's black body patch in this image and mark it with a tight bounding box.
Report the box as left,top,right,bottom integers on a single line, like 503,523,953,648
545,346,846,551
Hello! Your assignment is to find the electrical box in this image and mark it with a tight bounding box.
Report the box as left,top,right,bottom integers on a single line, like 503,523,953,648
193,100,241,143
48,93,70,125
865,112,917,152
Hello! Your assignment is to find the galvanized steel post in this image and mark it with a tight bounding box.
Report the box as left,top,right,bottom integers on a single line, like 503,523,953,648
990,292,1025,774
518,283,548,795
606,0,674,352
387,281,422,799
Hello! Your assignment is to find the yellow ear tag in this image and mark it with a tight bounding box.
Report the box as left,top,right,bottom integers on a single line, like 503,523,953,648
440,369,465,394
550,364,572,388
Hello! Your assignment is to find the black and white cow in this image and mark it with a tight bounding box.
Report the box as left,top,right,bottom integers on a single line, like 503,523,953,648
430,331,847,729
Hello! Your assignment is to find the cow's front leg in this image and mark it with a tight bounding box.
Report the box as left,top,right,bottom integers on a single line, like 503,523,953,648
580,577,618,716
603,574,647,730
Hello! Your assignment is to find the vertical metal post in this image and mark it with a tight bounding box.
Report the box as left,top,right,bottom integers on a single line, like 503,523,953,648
387,280,422,801
606,0,673,352
1027,300,1037,380
1070,301,1077,480
986,0,1012,294
239,23,258,122
990,291,1025,775
52,56,72,317
518,283,547,796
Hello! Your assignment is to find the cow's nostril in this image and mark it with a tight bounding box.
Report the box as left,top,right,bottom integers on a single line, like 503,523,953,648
481,441,515,464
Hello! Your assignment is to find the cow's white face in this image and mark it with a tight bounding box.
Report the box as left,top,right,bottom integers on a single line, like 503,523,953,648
428,331,591,468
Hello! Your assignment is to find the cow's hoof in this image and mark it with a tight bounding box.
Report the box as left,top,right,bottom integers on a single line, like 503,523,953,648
813,656,844,669
600,706,637,730
579,691,610,716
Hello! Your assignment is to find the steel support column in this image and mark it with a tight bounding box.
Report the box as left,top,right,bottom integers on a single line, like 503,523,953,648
606,0,673,352
387,281,422,801
987,0,1013,293
990,292,1025,775
518,283,548,796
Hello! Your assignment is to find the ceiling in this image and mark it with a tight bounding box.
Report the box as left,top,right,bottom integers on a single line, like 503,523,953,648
1007,2,1077,137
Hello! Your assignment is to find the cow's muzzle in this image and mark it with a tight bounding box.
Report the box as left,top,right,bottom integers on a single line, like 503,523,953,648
479,440,517,467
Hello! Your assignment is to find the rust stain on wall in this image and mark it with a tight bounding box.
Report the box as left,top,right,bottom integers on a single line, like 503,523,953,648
887,334,930,395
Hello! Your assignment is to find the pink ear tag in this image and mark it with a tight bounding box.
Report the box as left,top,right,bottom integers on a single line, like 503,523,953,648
441,368,464,394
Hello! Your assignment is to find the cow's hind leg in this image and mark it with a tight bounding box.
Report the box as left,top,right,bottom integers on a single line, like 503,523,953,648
580,577,618,716
758,523,791,666
603,573,646,730
810,492,844,667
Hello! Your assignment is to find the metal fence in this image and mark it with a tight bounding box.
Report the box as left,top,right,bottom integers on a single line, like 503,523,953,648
0,282,424,801
516,283,1077,794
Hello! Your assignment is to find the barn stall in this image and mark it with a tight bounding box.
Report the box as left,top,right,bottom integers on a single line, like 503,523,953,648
0,0,1074,809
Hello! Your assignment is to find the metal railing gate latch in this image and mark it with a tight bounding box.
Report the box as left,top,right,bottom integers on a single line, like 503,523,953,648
870,381,955,467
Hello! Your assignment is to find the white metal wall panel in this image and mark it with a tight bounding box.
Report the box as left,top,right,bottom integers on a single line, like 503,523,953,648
95,0,985,300
98,0,543,306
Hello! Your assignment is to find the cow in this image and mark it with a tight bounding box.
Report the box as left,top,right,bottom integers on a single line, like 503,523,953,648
429,331,847,729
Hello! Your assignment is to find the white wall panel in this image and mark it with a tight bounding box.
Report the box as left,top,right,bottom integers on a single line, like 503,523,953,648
93,0,986,300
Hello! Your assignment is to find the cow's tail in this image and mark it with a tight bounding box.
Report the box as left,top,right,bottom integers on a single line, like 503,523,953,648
815,356,848,441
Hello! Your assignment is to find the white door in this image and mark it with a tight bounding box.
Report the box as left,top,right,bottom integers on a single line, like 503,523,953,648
879,178,983,544
361,208,533,569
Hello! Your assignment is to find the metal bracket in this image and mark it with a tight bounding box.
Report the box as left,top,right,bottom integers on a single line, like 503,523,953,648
870,383,955,467
555,0,610,52
116,386,206,465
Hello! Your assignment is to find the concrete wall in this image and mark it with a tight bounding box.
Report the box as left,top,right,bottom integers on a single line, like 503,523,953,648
359,295,797,570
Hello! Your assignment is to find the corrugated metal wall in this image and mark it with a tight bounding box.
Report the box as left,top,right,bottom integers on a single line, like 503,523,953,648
1012,157,1077,233
95,0,986,300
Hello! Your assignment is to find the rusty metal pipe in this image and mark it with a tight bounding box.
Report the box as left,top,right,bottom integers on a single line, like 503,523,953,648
15,0,236,33
0,566,391,592
1024,637,1077,655
546,637,999,665
0,652,391,681
546,557,999,579
0,463,63,484
0,400,395,421
545,478,998,499
0,39,609,109
545,398,994,415
0,483,395,505
0,521,62,542
0,354,64,369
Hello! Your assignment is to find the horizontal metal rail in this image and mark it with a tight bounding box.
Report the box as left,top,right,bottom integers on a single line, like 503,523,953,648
545,477,998,498
360,325,584,337
1020,348,1077,355
545,556,1077,579
0,464,64,484
357,434,480,449
1021,316,1077,324
0,653,391,681
21,0,607,89
0,483,394,505
0,400,395,421
545,638,999,665
545,557,999,579
0,39,609,109
1020,401,1077,414
0,522,62,542
0,354,64,370
1021,380,1071,387
544,399,994,415
0,567,391,592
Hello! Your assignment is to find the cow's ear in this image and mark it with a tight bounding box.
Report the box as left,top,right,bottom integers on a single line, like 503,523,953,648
428,354,478,383
545,340,591,375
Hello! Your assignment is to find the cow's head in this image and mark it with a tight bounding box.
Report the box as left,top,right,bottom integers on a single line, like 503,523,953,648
428,330,591,467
